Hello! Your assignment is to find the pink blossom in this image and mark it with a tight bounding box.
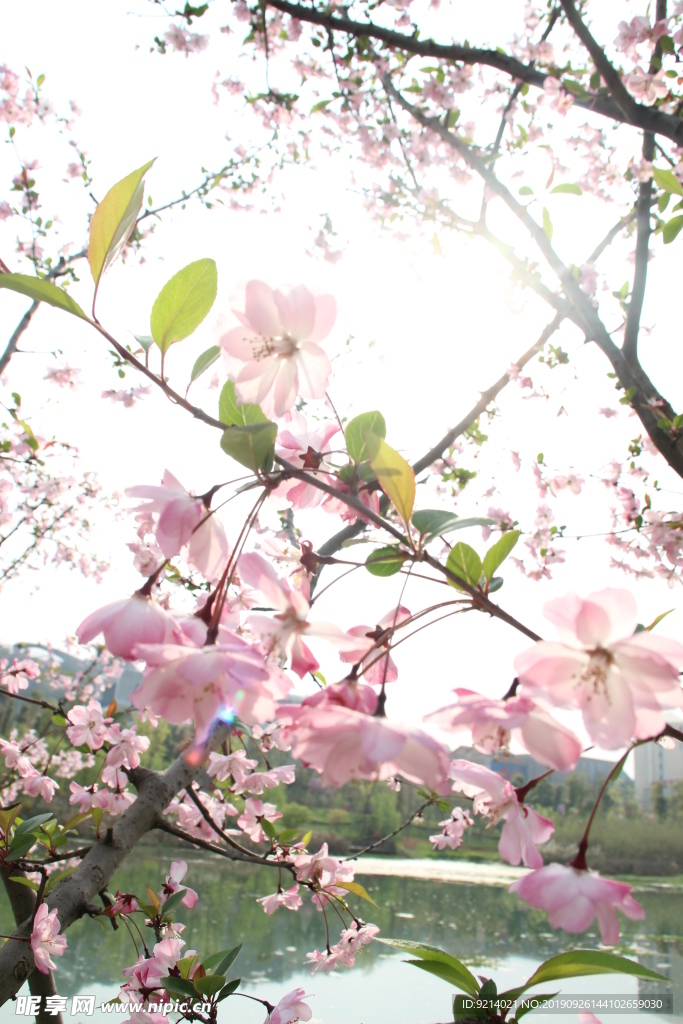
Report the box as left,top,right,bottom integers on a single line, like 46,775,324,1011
207,748,259,784
510,863,644,944
281,704,451,791
159,860,198,909
0,201,12,221
43,365,81,389
152,936,186,969
267,988,313,1024
429,807,472,850
598,407,618,419
292,842,354,890
66,699,111,750
23,772,59,802
0,738,33,776
111,891,139,916
624,68,668,105
131,635,281,736
121,955,166,995
76,593,177,660
237,796,282,842
104,724,150,770
425,688,581,772
239,764,296,795
449,759,554,868
218,281,336,418
340,606,411,684
31,903,68,973
257,883,303,914
126,471,229,581
270,411,340,508
69,782,109,813
514,588,683,748
163,25,209,55
240,552,358,677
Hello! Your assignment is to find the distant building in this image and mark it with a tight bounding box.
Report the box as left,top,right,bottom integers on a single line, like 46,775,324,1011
634,737,683,810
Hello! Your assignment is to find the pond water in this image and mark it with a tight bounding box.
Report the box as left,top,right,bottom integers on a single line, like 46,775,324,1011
1,847,681,1023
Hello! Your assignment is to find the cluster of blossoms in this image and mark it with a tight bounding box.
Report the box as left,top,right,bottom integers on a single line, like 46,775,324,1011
0,416,109,591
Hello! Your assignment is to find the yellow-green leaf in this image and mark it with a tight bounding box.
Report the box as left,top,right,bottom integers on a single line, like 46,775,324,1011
220,422,277,471
0,274,87,319
335,880,379,908
150,258,218,353
653,166,683,198
446,542,482,589
365,431,415,526
88,159,155,292
482,530,520,580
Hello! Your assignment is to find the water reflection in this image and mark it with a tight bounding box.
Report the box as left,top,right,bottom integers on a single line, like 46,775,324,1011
1,845,681,1022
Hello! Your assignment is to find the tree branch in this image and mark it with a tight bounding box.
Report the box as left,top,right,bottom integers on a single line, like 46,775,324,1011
0,723,231,1005
1,867,64,1024
0,301,39,377
558,0,638,123
383,75,683,480
623,132,655,364
263,0,683,144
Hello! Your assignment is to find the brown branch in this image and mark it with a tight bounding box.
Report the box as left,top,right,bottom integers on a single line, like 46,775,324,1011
1,867,64,1024
558,0,638,124
263,0,683,144
0,722,231,1005
623,0,666,364
184,784,265,859
155,818,287,869
342,799,432,861
0,301,39,377
384,75,683,480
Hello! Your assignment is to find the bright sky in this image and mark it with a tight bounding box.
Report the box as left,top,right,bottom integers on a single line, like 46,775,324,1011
2,1,683,769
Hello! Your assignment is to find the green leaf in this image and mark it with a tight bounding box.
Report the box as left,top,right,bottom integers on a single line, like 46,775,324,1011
220,422,277,471
217,978,241,1003
150,259,217,353
8,876,39,891
515,992,560,1020
518,186,534,196
194,974,226,997
663,215,683,244
487,576,504,593
277,828,301,844
653,167,683,197
218,380,268,426
134,334,155,353
160,888,187,918
51,713,67,726
375,939,479,996
16,813,53,834
365,431,415,527
411,510,494,542
365,546,406,576
190,345,221,384
210,945,241,976
0,274,88,320
482,530,520,580
523,950,669,991
335,880,379,908
161,977,198,999
549,183,582,195
88,159,155,291
542,206,553,242
345,411,386,463
446,542,482,589
6,834,37,860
